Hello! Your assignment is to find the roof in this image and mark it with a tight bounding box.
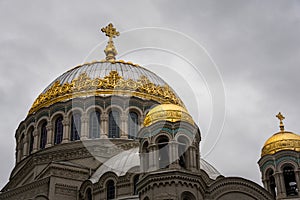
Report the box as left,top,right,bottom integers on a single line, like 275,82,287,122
143,104,194,127
261,131,300,157
89,147,221,183
29,60,184,115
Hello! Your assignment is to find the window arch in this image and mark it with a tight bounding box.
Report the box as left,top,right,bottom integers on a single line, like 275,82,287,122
86,188,92,200
89,111,100,139
181,191,196,200
142,141,149,172
266,169,276,197
128,111,139,139
71,113,81,141
133,175,139,195
157,136,169,169
283,165,298,196
108,111,120,138
178,136,189,169
28,127,34,154
106,180,116,200
54,116,63,144
40,122,47,149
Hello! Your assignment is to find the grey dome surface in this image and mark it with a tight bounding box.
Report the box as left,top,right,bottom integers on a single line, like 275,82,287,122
200,158,221,180
89,147,221,183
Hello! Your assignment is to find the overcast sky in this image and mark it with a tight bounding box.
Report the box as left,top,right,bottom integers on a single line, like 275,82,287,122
1,0,300,189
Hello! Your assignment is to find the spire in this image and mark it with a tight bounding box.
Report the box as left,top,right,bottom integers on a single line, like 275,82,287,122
101,23,120,61
276,112,285,132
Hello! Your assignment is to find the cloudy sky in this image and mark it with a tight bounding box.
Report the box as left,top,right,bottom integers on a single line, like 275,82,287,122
1,0,300,189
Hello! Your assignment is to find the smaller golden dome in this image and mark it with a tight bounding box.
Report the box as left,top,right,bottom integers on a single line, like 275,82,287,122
261,112,300,157
261,131,300,157
144,104,194,127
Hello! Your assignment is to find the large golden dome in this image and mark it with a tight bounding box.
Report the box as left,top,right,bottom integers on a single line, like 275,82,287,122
143,104,194,127
28,23,184,115
261,112,300,157
29,61,184,115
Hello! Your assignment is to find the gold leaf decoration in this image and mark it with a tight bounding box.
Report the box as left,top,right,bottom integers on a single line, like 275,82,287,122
29,70,183,115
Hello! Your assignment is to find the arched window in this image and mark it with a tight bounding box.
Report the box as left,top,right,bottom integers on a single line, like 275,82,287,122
181,191,196,200
29,128,34,154
157,136,169,169
283,166,298,196
89,111,100,139
266,169,276,197
142,141,149,172
106,180,115,200
178,136,189,169
71,113,81,141
128,112,139,139
133,175,139,195
108,111,120,138
54,116,63,144
40,122,47,149
86,188,92,200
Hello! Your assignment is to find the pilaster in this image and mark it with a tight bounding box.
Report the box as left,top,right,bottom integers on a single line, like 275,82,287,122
62,118,70,143
45,122,53,148
100,112,108,139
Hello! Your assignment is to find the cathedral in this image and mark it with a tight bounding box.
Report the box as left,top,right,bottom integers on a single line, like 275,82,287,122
0,23,300,200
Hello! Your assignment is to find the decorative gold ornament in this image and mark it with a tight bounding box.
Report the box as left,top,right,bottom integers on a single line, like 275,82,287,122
144,104,194,127
261,113,300,157
29,69,183,115
101,23,120,61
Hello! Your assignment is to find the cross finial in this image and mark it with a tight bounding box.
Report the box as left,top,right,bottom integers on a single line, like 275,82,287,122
276,112,285,132
101,23,120,61
101,23,120,38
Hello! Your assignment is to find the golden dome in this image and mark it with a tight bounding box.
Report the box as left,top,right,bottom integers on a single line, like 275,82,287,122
28,61,184,115
261,131,300,157
261,112,300,157
28,24,184,115
144,104,194,127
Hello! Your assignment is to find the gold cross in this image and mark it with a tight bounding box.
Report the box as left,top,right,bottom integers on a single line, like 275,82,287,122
276,112,285,132
100,23,120,61
276,112,285,122
101,23,120,38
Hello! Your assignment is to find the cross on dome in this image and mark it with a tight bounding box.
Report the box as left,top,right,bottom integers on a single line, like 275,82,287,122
101,23,120,61
276,112,285,132
101,23,120,38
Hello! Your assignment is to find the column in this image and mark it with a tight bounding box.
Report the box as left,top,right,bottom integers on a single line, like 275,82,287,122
45,122,53,148
100,112,108,139
32,126,39,152
148,144,158,171
81,113,88,140
274,171,286,199
139,114,145,129
120,114,128,139
22,134,29,158
189,147,197,171
16,144,21,162
62,117,70,143
169,140,179,169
